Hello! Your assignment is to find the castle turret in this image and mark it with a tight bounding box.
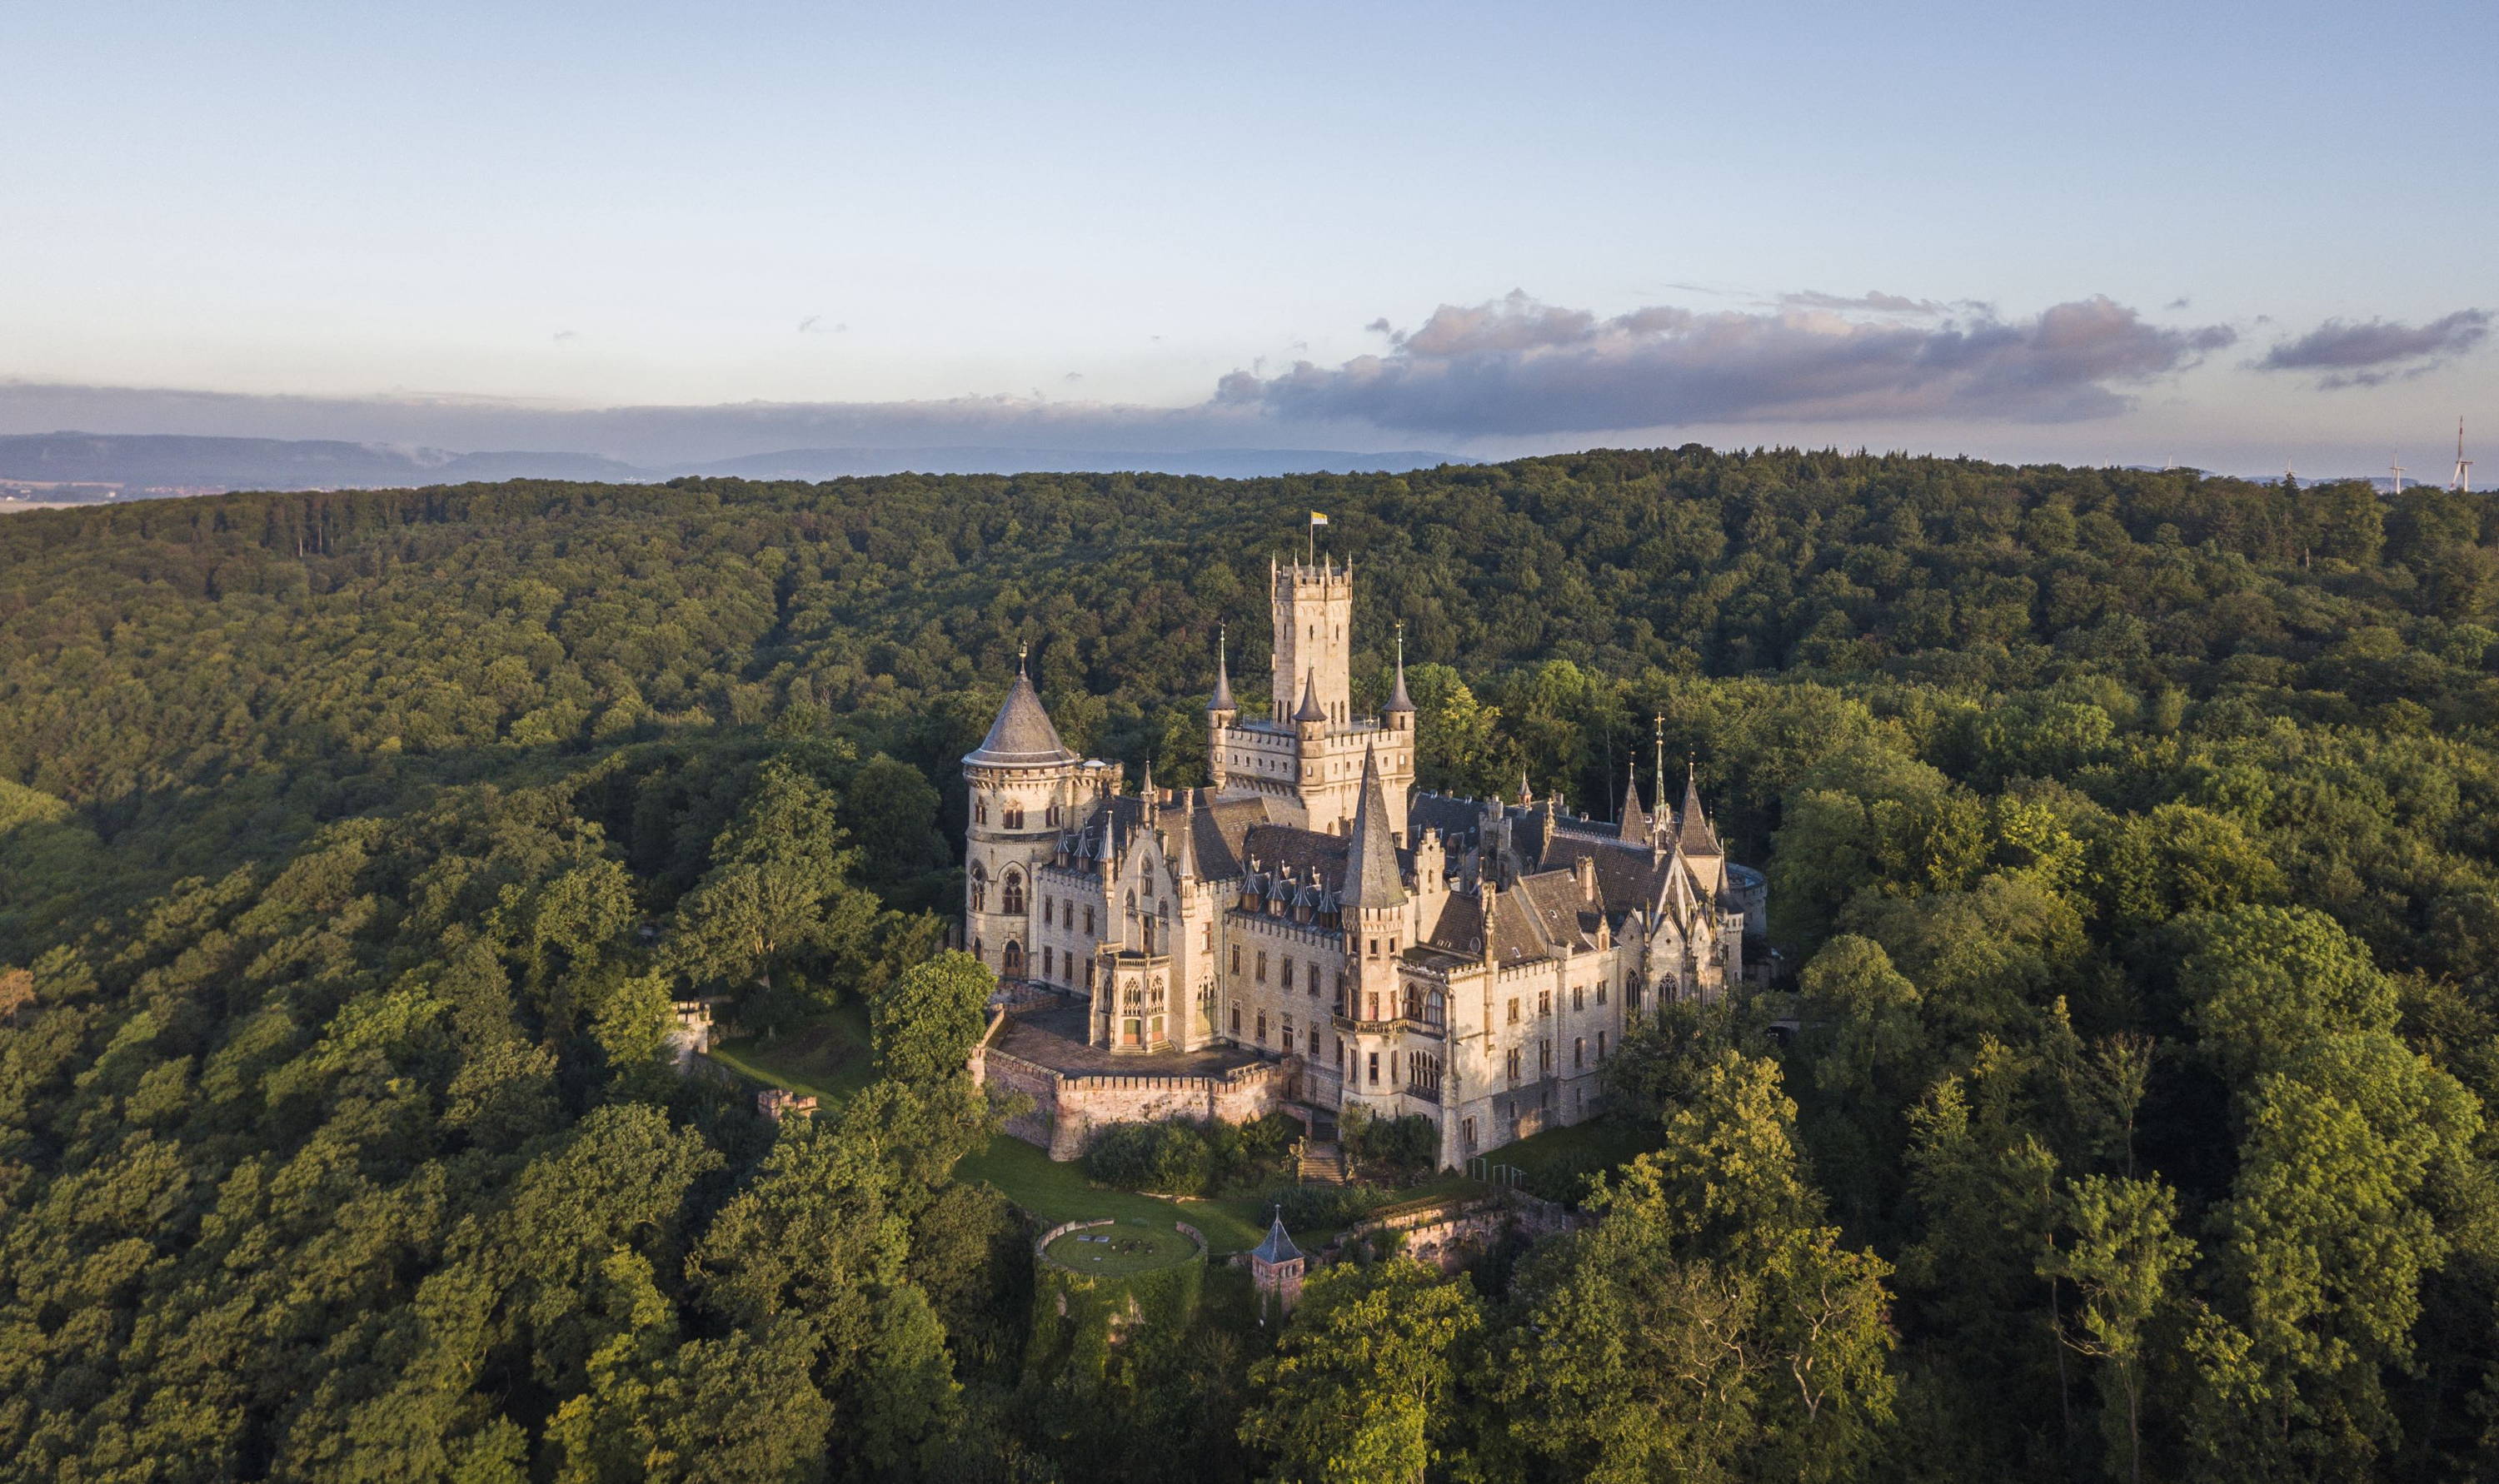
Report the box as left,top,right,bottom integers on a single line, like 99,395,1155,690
962,649,1083,982
1384,622,1415,734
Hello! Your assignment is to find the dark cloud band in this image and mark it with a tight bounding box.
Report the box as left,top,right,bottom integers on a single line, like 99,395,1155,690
2254,310,2489,388
1218,291,2235,436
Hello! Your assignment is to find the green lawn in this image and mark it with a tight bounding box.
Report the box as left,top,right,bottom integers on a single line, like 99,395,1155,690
708,1003,878,1105
1041,1218,1201,1276
954,1133,1277,1254
710,1005,1385,1256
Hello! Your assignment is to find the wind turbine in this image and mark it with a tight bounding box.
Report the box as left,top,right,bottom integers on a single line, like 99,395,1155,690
2455,419,2474,494
2390,454,2406,495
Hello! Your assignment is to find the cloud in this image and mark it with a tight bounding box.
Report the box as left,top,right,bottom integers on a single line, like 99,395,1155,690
551,330,578,342
1220,291,2236,436
1779,289,1948,315
2254,309,2489,387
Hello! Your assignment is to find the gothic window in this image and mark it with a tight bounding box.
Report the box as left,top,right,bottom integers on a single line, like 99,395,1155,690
969,863,987,913
973,937,984,962
1282,1016,1294,1053
1085,905,1096,935
1003,803,1025,829
975,797,988,826
1404,986,1420,1021
1001,869,1025,915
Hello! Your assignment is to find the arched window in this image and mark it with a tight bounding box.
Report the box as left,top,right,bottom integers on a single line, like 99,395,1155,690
1002,940,1025,979
968,863,987,913
1003,803,1025,829
1426,990,1445,1027
975,797,988,826
1001,869,1025,915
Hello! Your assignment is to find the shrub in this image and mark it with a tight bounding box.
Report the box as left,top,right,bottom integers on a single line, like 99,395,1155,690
1342,1109,1439,1173
1083,1119,1213,1195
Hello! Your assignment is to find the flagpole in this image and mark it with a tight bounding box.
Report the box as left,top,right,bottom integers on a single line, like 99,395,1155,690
1306,512,1314,567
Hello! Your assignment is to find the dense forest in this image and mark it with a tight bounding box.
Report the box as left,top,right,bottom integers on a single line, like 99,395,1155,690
4,446,2499,1482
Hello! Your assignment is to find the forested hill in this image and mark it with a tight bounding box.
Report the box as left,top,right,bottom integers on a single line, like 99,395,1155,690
4,447,2499,1481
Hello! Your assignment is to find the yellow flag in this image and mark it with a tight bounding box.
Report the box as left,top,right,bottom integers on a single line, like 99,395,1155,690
1309,510,1329,525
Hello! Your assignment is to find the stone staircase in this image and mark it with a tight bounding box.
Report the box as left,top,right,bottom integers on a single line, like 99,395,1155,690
1297,1138,1350,1185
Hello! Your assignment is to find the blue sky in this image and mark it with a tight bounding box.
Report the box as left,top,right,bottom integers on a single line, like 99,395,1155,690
2,0,2492,474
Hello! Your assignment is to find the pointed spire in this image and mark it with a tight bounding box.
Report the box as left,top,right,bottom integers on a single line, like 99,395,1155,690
1516,766,1534,808
1209,625,1236,715
1253,1205,1303,1265
1618,767,1649,842
1172,786,1200,878
1340,744,1407,910
1384,620,1415,715
1293,668,1328,724
1651,715,1668,847
1678,753,1721,856
965,655,1075,766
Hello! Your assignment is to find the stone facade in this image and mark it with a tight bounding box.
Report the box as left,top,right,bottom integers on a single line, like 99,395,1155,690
964,552,1767,1168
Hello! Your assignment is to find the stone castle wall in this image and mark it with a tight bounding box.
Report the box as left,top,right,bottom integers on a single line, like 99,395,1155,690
976,1033,1294,1161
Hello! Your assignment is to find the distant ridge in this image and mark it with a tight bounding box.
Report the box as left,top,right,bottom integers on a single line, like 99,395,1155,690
0,432,1469,501
0,433,644,495
685,446,1470,480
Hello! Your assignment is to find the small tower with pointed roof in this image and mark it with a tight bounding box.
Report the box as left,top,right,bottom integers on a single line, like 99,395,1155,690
961,646,1100,984
1250,1207,1305,1320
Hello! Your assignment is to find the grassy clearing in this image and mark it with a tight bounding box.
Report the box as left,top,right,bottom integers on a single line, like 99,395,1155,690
711,1006,1380,1256
1042,1219,1200,1276
955,1133,1276,1253
708,1003,878,1105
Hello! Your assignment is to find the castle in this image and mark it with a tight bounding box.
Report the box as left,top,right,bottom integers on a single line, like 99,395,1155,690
964,555,1765,1168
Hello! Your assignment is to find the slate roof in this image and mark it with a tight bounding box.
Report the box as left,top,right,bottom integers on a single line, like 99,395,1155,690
1293,670,1328,723
1339,747,1407,910
965,669,1078,767
1252,1213,1303,1266
1409,792,1489,849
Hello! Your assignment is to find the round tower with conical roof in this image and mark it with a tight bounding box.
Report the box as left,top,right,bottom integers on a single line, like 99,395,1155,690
962,648,1094,984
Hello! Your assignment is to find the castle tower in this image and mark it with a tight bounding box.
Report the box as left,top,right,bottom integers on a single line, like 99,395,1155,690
1269,556,1353,728
1208,557,1414,835
1250,1209,1305,1322
1339,745,1409,1107
962,650,1087,983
